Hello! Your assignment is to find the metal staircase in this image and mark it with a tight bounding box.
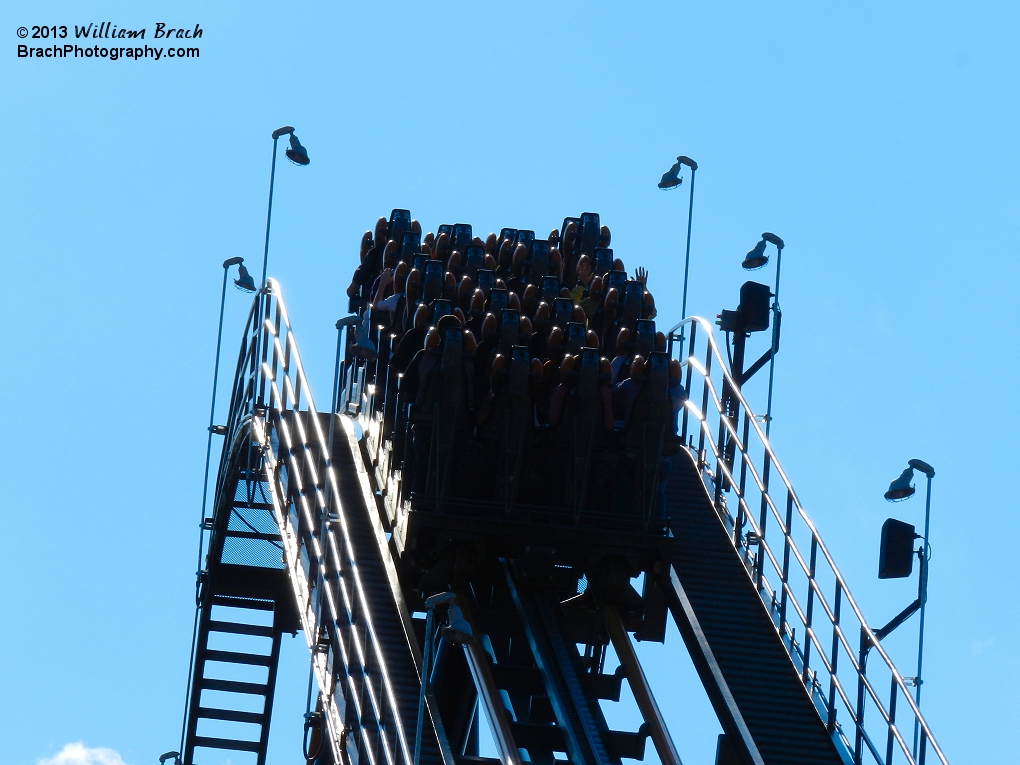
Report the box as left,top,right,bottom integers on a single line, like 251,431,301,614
172,281,950,765
180,413,297,765
662,317,950,765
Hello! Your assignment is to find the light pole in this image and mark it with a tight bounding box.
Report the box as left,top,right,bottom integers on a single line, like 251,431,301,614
741,232,785,437
176,257,256,763
658,155,698,319
199,257,257,538
414,593,474,765
261,126,311,287
884,458,936,762
853,458,935,764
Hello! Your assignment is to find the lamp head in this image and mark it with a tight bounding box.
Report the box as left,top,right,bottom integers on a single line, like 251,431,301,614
234,263,257,293
286,133,310,166
742,238,769,270
442,604,475,646
657,160,683,190
884,467,916,501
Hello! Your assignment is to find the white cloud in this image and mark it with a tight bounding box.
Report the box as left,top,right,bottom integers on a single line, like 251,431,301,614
971,637,995,656
37,743,132,765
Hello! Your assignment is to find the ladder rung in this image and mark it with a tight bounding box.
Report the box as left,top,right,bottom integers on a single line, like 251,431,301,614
192,736,261,753
208,620,275,637
204,649,273,666
232,501,274,510
211,596,274,611
197,707,266,725
200,678,269,695
223,529,282,541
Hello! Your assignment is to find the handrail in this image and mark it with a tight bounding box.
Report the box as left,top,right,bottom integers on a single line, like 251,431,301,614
666,316,949,765
214,280,450,765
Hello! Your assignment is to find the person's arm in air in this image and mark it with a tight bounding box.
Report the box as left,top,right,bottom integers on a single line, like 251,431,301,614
372,268,395,304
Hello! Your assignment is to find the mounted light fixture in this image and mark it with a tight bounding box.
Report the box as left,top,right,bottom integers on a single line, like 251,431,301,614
658,160,683,190
733,231,786,436
442,603,475,646
884,467,916,501
222,256,256,293
234,263,256,292
658,155,698,324
742,238,769,270
286,133,310,166
875,457,936,761
415,592,474,765
261,125,311,285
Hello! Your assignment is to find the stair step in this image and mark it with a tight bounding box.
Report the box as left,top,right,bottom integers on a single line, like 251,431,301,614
207,620,275,638
203,649,273,666
192,736,261,753
197,707,266,725
200,678,269,695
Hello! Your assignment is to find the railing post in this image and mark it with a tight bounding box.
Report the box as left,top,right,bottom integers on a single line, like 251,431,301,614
262,293,279,407
681,321,696,444
779,491,794,634
734,413,751,549
802,537,818,688
827,582,842,732
854,630,869,765
697,331,711,459
253,292,268,409
292,336,304,410
755,452,771,591
886,674,899,765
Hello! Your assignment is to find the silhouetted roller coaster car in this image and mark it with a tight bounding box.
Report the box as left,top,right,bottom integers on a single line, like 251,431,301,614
346,335,682,598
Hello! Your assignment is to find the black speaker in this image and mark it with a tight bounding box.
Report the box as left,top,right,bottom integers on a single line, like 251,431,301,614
738,281,772,333
879,518,917,579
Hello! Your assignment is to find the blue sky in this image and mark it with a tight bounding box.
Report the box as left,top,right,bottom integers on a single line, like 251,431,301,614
2,2,1017,764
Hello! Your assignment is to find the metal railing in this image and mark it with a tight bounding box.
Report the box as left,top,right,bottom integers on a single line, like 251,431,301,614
216,280,451,765
666,316,949,765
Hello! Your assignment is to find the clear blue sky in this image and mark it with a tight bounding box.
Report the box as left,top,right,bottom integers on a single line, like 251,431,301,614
2,2,1016,764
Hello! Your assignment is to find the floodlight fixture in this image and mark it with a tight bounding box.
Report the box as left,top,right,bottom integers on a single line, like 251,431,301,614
884,467,917,501
286,133,310,166
261,125,311,285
